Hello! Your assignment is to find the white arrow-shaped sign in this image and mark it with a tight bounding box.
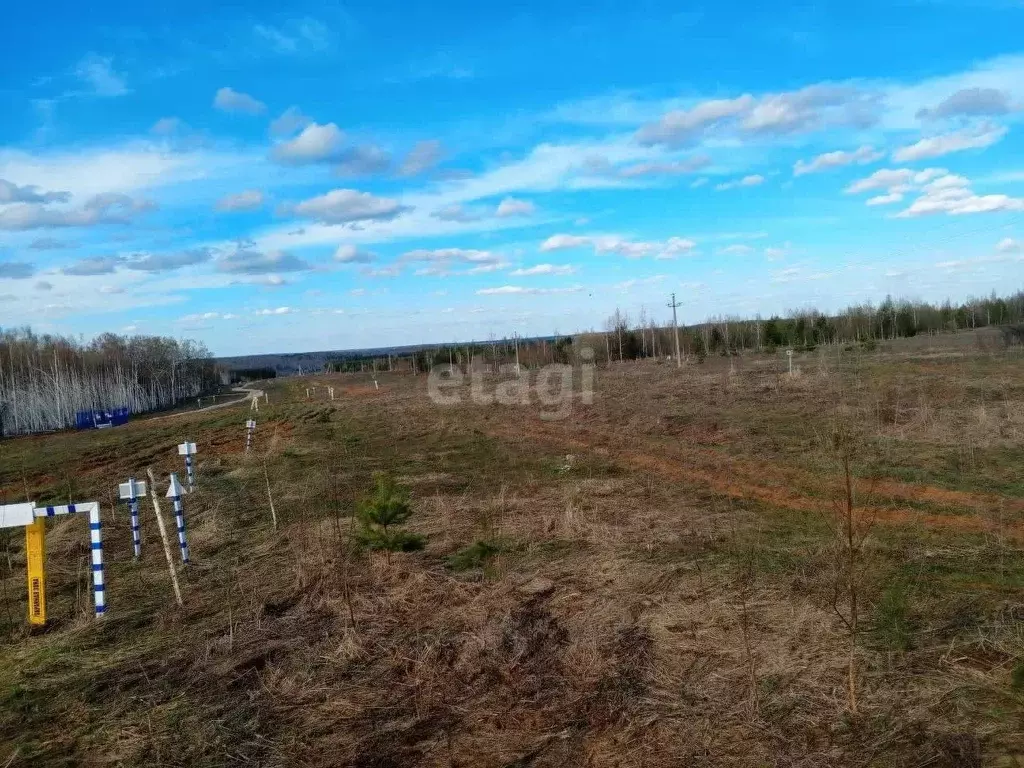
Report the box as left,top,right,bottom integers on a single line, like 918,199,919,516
166,474,186,498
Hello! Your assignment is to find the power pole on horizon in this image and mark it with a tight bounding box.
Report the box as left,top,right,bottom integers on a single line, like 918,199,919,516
668,293,682,368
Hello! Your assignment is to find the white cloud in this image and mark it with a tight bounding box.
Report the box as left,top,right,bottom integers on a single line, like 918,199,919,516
336,144,391,176
892,124,1007,162
0,142,241,201
74,53,128,97
254,275,289,287
917,88,1015,120
635,96,755,146
334,244,376,263
270,106,313,137
846,166,1024,217
845,167,944,194
996,237,1021,254
541,234,592,251
255,306,297,316
62,256,123,276
0,193,154,231
495,197,535,217
509,263,576,276
246,133,755,253
793,145,883,175
895,174,1024,218
0,179,69,204
125,248,212,273
714,174,765,191
618,156,710,177
271,122,345,164
540,233,695,259
179,311,239,324
866,192,904,205
287,189,410,224
899,192,1024,217
218,249,311,274
254,17,332,54
636,85,876,147
399,140,442,176
465,261,510,275
0,261,35,279
657,237,698,259
151,117,185,136
742,85,872,134
402,248,503,268
476,285,583,296
213,87,266,115
420,139,653,206
880,55,1024,132
216,189,264,212
593,236,657,258
28,237,71,250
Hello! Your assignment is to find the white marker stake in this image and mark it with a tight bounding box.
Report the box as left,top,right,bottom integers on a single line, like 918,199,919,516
146,468,183,606
166,473,190,564
118,478,147,559
177,441,197,491
786,349,794,375
245,419,257,453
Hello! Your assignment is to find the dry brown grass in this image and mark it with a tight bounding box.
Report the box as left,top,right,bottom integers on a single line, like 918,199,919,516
0,334,1022,765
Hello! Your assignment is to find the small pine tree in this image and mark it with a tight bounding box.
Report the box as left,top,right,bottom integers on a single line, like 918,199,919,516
355,473,425,561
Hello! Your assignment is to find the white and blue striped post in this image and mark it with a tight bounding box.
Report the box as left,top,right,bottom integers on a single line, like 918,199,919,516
166,474,190,564
34,502,106,618
245,419,256,453
118,478,147,559
177,441,197,492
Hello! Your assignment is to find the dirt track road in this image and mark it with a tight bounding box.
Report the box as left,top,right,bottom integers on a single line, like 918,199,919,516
151,387,265,421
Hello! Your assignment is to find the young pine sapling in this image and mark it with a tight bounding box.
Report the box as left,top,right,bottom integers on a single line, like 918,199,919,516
355,473,425,563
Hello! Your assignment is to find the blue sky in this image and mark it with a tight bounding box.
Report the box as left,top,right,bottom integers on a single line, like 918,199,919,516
1,1,1023,355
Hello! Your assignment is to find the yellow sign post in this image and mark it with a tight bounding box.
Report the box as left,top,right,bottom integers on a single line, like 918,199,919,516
25,518,46,625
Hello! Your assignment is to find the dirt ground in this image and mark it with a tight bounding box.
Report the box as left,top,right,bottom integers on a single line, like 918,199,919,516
0,333,1022,766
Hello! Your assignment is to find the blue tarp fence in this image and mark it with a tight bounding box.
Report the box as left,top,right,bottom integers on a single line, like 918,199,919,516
75,407,130,430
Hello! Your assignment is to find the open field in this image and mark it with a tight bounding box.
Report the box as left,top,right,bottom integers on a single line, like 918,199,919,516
1,333,1023,766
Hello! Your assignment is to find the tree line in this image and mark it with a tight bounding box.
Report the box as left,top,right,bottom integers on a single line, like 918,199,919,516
0,329,218,436
325,335,578,376
322,290,1024,375
597,290,1024,362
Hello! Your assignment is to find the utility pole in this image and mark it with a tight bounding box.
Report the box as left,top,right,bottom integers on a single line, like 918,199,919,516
668,293,682,368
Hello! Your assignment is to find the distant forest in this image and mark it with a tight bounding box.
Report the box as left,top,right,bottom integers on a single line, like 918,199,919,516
0,330,218,436
322,291,1024,374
